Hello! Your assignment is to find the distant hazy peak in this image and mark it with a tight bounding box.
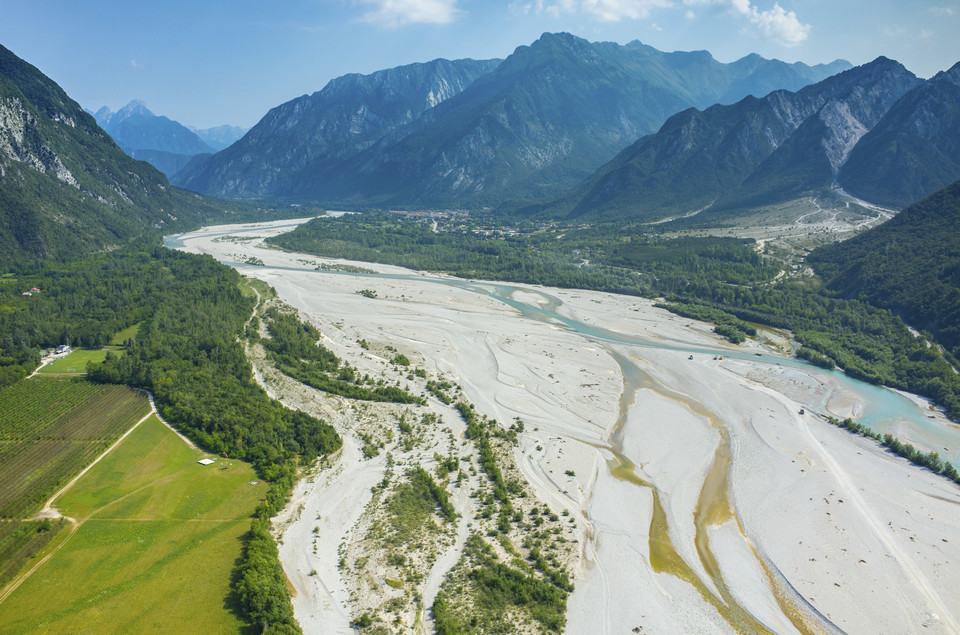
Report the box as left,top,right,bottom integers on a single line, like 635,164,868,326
117,98,151,115
93,99,155,128
620,39,661,55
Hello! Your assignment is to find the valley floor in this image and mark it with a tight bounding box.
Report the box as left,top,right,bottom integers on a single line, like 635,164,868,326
175,219,960,635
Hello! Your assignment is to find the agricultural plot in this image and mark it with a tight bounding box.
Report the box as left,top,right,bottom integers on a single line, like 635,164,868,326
0,416,266,633
0,519,66,587
0,378,150,519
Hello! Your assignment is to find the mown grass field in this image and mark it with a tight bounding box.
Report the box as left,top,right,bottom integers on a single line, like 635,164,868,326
37,349,112,375
0,415,267,633
0,378,150,519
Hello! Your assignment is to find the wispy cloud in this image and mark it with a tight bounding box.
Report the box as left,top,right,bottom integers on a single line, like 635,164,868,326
130,59,142,69
686,0,810,46
356,0,463,28
738,1,809,45
928,6,954,15
512,0,673,22
511,0,809,41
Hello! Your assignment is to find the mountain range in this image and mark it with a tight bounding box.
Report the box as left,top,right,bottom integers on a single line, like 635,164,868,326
0,45,254,266
537,58,960,223
5,29,957,273
174,32,850,208
174,56,503,201
93,100,246,178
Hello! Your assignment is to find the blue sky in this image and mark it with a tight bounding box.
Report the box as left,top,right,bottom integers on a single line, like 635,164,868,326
2,1,957,129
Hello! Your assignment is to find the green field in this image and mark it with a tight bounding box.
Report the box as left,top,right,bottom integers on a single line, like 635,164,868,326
109,322,141,346
0,415,266,633
0,378,151,519
39,322,139,375
0,519,66,587
37,349,113,375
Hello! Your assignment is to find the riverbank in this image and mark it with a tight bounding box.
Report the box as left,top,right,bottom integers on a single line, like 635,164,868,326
174,219,960,634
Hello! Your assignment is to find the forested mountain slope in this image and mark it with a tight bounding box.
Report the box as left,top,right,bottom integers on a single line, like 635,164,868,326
174,57,502,200
536,57,923,222
175,32,848,208
810,178,960,361
538,57,960,224
0,44,261,267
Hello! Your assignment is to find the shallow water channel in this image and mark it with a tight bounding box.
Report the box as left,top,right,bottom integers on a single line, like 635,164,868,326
166,226,960,464
167,224,960,632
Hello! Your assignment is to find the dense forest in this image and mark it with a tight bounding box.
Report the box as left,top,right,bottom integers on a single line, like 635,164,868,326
268,211,960,420
267,213,778,295
0,246,342,466
810,179,960,361
260,306,424,404
1,247,338,472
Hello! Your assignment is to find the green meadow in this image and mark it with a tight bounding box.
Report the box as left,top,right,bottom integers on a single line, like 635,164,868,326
37,324,138,376
0,416,266,633
109,322,141,347
37,349,112,375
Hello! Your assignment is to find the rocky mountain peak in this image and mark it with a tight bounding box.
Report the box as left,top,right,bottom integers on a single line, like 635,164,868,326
117,98,151,117
543,54,953,222
933,61,960,86
853,56,911,82
172,34,853,208
93,99,154,128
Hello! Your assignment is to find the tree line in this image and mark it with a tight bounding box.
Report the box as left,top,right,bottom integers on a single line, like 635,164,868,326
260,307,424,405
827,416,960,485
267,212,960,422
